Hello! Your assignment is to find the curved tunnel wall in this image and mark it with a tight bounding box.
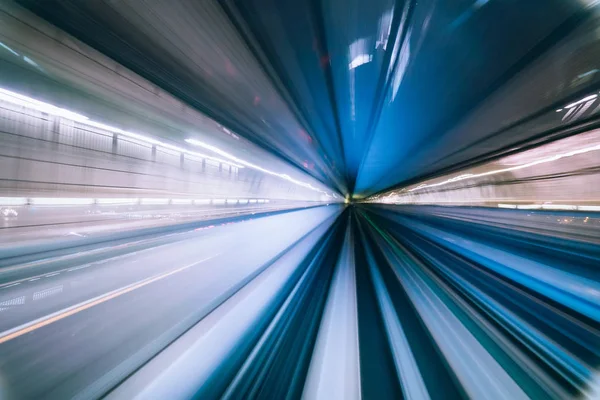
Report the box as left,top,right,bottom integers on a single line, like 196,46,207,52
0,1,334,202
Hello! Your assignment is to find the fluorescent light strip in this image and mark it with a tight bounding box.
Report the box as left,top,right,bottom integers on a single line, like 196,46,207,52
498,204,517,209
408,142,600,193
185,138,331,195
0,87,341,197
0,197,283,207
0,88,243,169
565,94,598,109
541,204,577,210
96,198,139,205
140,198,170,205
517,204,600,212
516,205,542,210
0,42,19,56
80,121,242,169
578,205,600,211
349,54,373,69
0,197,27,206
171,199,193,205
30,198,94,206
0,88,89,121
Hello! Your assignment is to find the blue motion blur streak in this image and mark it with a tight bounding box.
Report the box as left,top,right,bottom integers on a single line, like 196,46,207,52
2,0,600,399
357,205,600,399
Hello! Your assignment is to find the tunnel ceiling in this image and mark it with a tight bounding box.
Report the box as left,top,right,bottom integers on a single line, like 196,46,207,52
17,0,600,197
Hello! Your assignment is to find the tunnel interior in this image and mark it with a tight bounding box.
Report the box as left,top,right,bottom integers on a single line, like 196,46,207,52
0,1,599,399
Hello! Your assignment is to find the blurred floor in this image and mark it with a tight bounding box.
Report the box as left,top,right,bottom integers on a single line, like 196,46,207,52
1,204,598,399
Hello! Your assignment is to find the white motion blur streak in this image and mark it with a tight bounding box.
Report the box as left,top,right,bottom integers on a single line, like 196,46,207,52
384,241,528,400
408,142,600,193
302,219,361,400
0,197,267,206
0,87,89,121
398,219,600,322
105,207,339,400
584,374,600,399
366,248,430,400
0,87,242,168
185,139,334,197
0,86,338,198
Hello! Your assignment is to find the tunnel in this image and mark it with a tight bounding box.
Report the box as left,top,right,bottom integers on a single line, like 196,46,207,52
0,1,599,399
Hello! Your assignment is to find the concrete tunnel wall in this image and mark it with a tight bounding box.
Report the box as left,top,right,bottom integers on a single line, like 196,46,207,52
0,98,316,201
0,1,330,202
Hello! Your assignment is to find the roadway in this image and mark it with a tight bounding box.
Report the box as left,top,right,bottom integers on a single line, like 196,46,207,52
0,205,340,400
0,202,301,246
1,203,599,399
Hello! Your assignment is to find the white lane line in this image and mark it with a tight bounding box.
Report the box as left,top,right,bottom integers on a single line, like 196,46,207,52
0,254,219,344
44,272,60,277
68,264,91,272
2,238,173,286
28,278,40,282
0,219,240,288
0,235,162,275
1,282,21,289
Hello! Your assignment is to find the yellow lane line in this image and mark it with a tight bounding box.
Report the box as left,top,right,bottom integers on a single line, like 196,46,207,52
0,254,218,344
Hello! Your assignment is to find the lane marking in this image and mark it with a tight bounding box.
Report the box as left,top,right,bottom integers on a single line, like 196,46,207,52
0,211,273,289
67,265,91,272
1,282,20,289
28,278,39,282
0,254,218,344
0,230,209,288
44,272,60,277
33,285,64,301
0,240,170,288
0,207,274,274
0,236,166,278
